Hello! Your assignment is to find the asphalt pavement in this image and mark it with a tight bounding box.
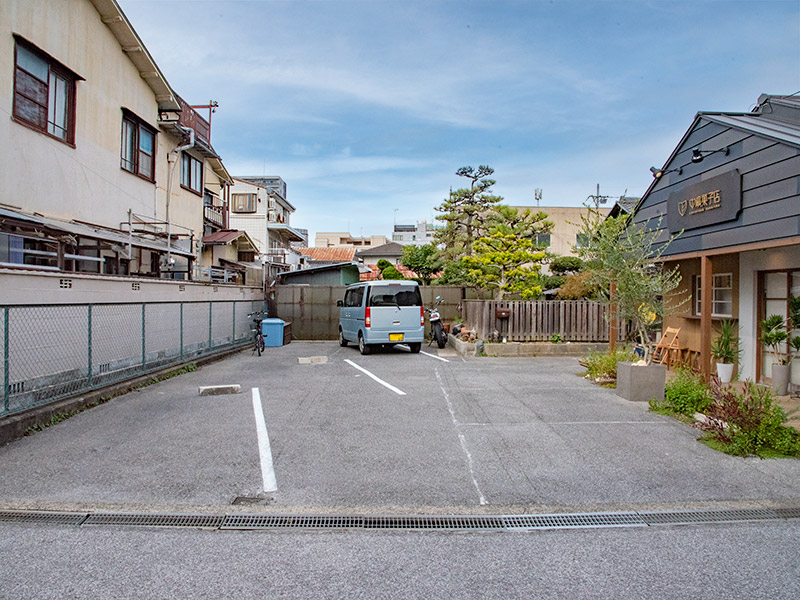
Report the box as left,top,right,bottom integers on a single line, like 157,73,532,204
1,341,799,598
1,341,798,513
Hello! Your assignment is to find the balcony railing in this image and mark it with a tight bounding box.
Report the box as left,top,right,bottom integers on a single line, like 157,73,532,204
264,248,291,264
204,204,227,229
177,97,210,146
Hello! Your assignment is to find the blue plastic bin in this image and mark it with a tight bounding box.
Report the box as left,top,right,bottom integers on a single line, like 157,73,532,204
261,318,285,347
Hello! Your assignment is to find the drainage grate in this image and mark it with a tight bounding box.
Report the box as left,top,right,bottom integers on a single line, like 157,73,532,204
0,510,87,525
365,515,506,530
776,507,800,520
83,513,224,528
1,507,798,531
640,508,779,525
504,512,645,530
222,515,365,530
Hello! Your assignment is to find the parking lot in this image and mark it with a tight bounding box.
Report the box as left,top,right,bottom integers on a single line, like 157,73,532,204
2,341,800,514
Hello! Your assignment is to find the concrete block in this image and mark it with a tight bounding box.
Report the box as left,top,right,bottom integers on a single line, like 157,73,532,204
616,362,665,403
298,356,328,364
198,385,241,396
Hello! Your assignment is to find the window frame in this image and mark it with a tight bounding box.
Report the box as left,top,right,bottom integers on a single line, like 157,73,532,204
12,36,79,146
695,272,734,318
180,152,203,195
232,193,258,213
120,110,156,182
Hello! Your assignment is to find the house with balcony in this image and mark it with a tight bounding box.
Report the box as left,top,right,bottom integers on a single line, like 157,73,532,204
228,176,306,280
0,0,257,289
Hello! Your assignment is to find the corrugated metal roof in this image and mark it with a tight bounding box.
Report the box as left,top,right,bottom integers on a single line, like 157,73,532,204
267,223,305,242
202,230,247,244
0,208,44,224
703,113,800,148
0,207,194,256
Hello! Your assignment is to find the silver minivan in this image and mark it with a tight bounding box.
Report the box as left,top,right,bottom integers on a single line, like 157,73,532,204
337,281,424,354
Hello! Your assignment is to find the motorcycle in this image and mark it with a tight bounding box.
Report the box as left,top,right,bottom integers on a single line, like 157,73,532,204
427,296,447,349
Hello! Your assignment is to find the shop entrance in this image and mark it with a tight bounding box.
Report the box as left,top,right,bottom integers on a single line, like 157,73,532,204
757,270,800,389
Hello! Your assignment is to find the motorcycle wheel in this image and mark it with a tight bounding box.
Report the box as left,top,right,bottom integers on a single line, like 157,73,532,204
434,323,447,348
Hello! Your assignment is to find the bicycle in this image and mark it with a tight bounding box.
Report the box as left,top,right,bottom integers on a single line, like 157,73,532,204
248,311,265,356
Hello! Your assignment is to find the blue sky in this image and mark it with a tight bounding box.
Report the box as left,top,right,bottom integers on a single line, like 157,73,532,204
117,0,800,243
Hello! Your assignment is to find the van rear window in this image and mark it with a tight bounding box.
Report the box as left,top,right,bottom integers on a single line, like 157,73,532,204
367,285,422,307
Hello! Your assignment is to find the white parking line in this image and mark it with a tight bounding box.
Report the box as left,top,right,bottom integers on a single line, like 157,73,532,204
251,388,278,493
420,350,449,362
435,369,487,505
344,359,406,395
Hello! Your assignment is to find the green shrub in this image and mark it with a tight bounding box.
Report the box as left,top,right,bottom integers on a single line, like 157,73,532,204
661,367,713,416
582,347,636,383
698,379,800,457
380,265,405,280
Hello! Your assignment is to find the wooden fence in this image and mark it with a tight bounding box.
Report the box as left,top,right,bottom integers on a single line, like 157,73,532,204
273,285,483,340
463,300,623,342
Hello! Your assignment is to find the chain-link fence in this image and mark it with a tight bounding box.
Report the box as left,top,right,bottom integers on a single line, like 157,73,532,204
1,300,266,417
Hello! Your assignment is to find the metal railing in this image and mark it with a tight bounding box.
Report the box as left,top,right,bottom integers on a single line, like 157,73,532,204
1,300,266,418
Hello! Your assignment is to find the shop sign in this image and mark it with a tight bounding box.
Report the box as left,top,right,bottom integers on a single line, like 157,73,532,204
667,170,742,233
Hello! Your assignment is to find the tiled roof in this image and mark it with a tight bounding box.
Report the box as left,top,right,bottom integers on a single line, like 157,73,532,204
296,247,356,262
359,264,442,281
355,242,405,257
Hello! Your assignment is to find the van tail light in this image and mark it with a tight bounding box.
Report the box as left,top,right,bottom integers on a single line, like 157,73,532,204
365,307,371,328
420,306,425,327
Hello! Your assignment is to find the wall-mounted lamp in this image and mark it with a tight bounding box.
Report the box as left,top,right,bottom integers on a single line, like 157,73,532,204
650,165,682,178
691,146,730,163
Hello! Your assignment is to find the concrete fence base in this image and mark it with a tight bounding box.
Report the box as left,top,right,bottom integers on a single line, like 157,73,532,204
449,335,608,357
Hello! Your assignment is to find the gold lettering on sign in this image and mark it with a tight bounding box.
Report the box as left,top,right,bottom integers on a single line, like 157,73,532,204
686,189,721,216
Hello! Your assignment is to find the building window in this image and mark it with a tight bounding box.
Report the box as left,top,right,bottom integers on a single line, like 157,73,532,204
180,153,203,194
696,272,733,317
0,233,58,270
13,37,78,145
121,111,156,181
534,233,551,247
576,233,590,248
232,193,257,213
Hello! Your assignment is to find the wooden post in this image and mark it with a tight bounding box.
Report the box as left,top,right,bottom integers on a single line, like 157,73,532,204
700,256,712,382
609,282,617,352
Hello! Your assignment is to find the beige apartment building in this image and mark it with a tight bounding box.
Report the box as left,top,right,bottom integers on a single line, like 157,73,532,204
0,0,257,286
315,232,389,248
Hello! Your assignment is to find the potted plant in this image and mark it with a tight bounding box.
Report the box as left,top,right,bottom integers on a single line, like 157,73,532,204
710,320,740,383
760,313,800,395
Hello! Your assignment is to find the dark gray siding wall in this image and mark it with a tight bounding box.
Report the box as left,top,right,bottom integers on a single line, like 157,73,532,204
632,117,800,256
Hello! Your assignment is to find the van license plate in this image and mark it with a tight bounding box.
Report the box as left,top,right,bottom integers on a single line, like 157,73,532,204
389,333,404,342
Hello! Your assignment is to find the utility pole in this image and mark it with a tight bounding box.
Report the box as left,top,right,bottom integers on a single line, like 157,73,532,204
586,184,610,209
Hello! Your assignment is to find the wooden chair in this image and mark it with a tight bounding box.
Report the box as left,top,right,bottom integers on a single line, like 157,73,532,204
650,327,684,368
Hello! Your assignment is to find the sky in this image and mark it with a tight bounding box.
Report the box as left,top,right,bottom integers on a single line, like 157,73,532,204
117,0,800,243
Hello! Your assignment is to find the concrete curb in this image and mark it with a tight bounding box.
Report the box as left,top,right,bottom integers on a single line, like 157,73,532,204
0,346,246,447
448,335,609,358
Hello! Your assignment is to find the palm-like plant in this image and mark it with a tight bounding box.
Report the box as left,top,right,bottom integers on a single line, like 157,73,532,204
761,314,800,366
710,319,740,364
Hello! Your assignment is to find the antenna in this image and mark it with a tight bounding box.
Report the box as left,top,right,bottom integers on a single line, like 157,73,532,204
534,188,542,207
